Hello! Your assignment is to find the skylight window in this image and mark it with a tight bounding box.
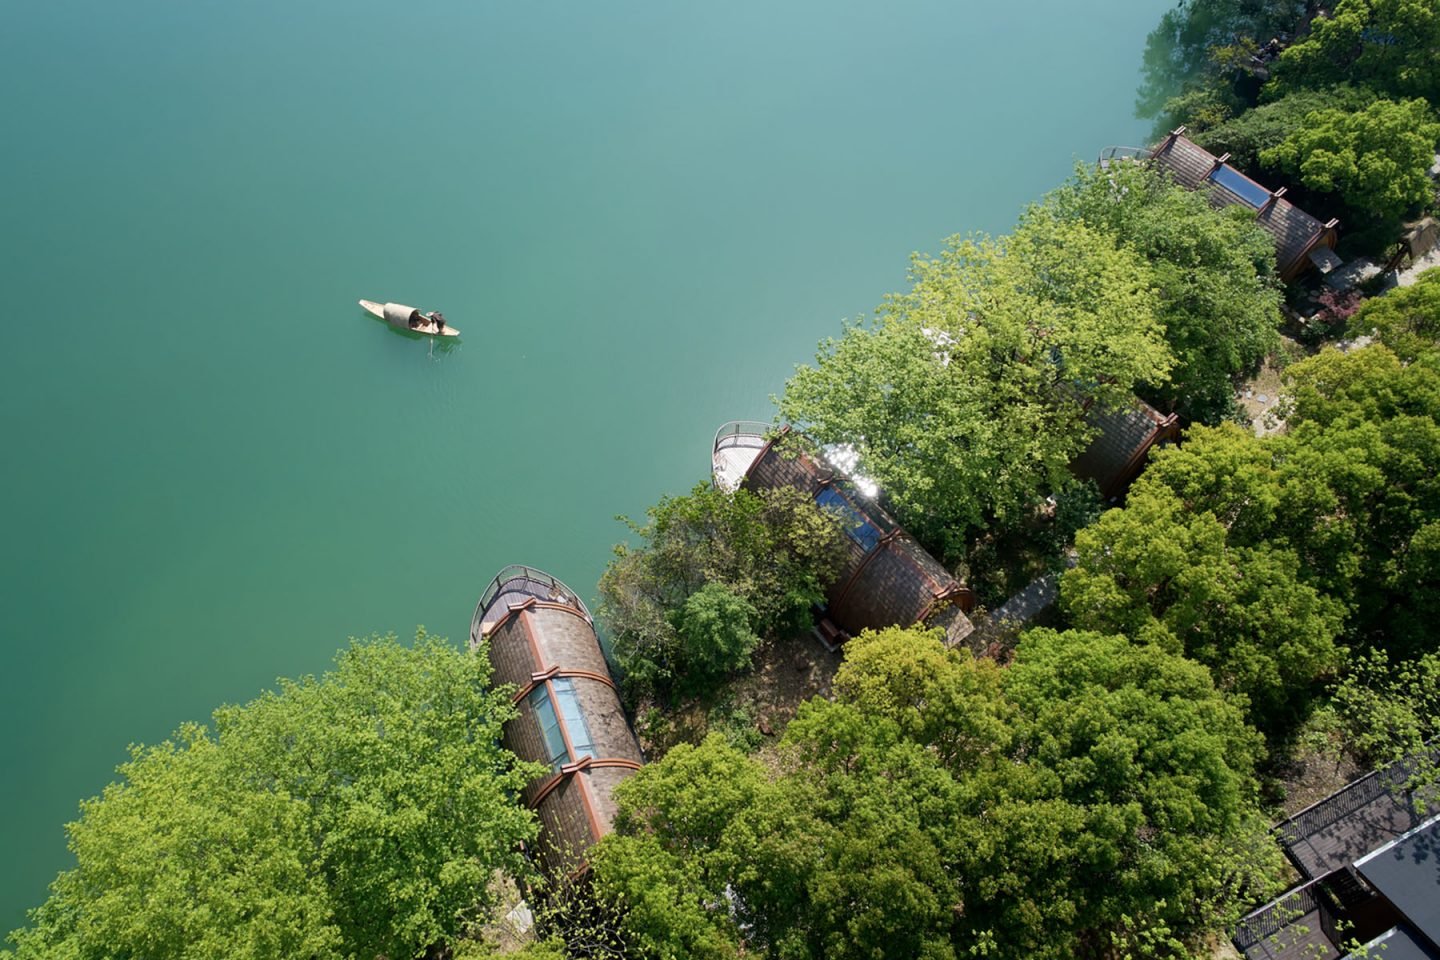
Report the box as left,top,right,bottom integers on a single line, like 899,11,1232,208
528,686,570,770
527,679,597,771
552,678,595,762
816,486,882,552
1207,164,1273,209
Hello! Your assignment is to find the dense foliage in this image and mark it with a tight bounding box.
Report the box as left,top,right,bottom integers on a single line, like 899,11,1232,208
4,633,540,960
598,482,846,700
1352,266,1440,359
1334,649,1440,776
1192,84,1378,171
587,625,1277,960
1061,434,1347,733
1269,0,1440,103
1259,97,1440,222
1038,162,1282,421
778,214,1171,553
1135,0,1309,132
1062,336,1440,734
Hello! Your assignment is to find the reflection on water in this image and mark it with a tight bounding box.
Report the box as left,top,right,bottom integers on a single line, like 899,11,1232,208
364,311,462,357
1134,0,1307,132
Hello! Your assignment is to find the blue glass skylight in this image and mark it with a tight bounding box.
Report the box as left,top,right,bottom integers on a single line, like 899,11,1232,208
528,686,570,770
816,486,882,552
552,678,595,761
1207,164,1273,208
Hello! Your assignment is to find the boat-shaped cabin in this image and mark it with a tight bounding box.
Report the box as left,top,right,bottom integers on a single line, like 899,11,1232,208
471,565,643,877
712,422,976,649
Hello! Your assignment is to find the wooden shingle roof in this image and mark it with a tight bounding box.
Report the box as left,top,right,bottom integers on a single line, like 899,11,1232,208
1069,397,1179,500
1149,130,1338,281
742,430,976,648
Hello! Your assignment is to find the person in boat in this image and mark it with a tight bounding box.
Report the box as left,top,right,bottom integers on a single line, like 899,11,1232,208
428,311,446,331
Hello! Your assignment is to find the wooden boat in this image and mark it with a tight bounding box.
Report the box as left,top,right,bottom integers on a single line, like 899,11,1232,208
359,299,460,337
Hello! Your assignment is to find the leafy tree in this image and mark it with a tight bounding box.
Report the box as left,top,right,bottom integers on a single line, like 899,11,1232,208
1352,266,1440,360
6,727,340,960
1270,0,1440,103
993,628,1273,956
1063,344,1440,727
1333,648,1440,795
1135,0,1309,130
598,483,845,699
1038,162,1281,421
1282,346,1440,651
1260,97,1440,222
1061,479,1346,732
5,633,541,960
1193,84,1378,170
587,626,1278,960
779,214,1171,554
673,583,761,687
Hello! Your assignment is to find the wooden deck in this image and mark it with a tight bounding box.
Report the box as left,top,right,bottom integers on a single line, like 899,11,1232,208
1276,758,1429,880
712,425,769,491
1237,908,1338,960
1235,882,1341,960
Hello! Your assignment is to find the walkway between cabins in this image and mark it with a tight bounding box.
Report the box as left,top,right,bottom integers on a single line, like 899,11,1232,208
989,573,1059,626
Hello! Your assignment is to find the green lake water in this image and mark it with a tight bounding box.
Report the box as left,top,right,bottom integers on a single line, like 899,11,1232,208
1,0,1160,930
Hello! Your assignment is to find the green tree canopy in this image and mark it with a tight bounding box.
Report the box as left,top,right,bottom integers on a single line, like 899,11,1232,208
1063,343,1440,731
779,214,1172,553
1334,648,1440,765
587,625,1277,960
1193,84,1379,171
1351,266,1440,361
1270,0,1440,103
1037,162,1281,421
5,633,540,960
1260,97,1440,222
1135,0,1309,130
598,482,845,700
1060,470,1347,732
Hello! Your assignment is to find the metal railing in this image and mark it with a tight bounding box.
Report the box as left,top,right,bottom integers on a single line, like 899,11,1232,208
1233,880,1328,953
471,565,590,644
1276,748,1437,848
712,420,773,455
1097,145,1149,167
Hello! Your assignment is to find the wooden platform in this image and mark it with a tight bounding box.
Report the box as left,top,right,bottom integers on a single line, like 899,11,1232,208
1237,908,1339,960
1277,762,1428,880
712,432,768,491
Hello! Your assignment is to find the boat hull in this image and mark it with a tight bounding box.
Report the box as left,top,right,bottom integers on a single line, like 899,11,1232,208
358,299,460,337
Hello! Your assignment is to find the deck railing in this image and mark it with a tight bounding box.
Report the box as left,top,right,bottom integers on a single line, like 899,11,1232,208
1233,878,1342,957
712,420,773,455
472,565,591,645
1097,145,1150,167
1276,748,1437,850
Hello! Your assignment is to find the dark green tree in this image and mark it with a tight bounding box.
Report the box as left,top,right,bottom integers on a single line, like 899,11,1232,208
1135,0,1309,132
598,483,845,699
1192,84,1378,171
1270,0,1440,103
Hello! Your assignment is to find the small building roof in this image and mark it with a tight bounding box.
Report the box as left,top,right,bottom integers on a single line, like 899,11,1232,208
473,566,642,878
1068,398,1179,500
1343,925,1440,960
734,427,976,648
1274,752,1433,881
1148,130,1338,281
1354,814,1440,952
